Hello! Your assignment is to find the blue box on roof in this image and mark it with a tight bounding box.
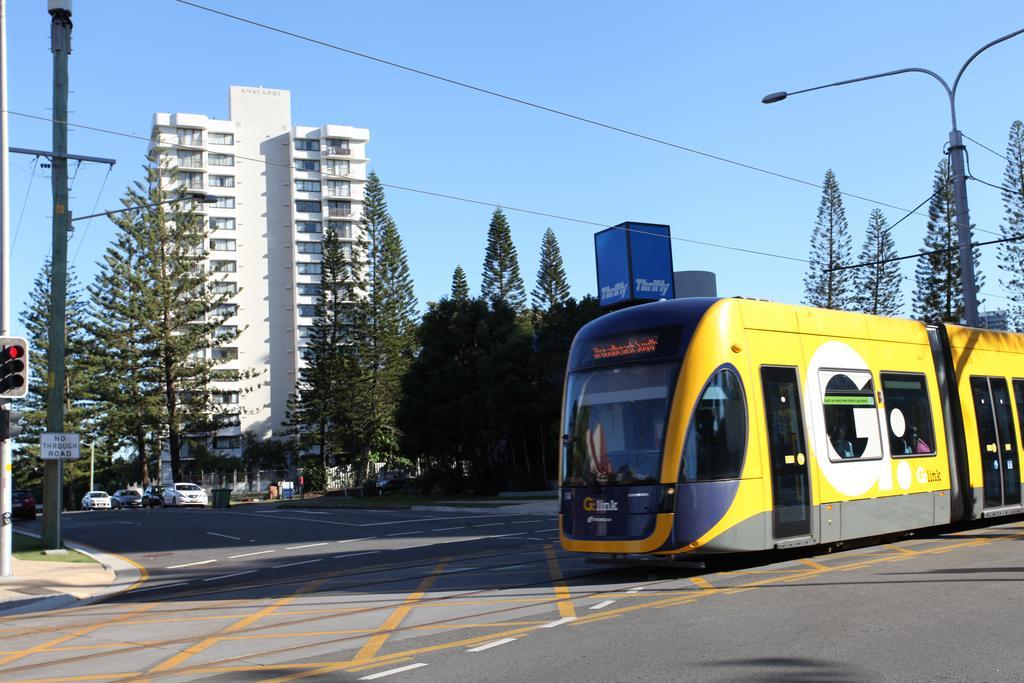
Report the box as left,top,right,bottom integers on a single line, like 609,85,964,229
595,222,675,309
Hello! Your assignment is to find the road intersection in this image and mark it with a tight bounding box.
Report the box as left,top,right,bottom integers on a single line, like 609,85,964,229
3,506,1024,680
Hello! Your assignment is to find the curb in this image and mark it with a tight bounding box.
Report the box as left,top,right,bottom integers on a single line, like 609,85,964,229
0,531,146,616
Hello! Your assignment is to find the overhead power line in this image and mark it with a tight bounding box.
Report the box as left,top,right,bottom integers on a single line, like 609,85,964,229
5,110,806,264
830,233,1024,272
175,0,935,220
964,132,1010,163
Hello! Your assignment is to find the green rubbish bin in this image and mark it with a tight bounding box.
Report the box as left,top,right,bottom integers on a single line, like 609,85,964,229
211,488,232,509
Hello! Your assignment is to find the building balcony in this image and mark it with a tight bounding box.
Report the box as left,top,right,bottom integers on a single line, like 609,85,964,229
324,191,351,199
327,208,352,218
324,146,352,157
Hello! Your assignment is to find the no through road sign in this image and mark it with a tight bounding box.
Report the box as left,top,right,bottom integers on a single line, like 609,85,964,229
40,432,80,460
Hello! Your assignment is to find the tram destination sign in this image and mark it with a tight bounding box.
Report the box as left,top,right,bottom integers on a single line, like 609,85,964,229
40,432,81,460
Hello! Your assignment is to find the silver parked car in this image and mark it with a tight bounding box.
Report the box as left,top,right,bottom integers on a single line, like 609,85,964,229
111,488,144,509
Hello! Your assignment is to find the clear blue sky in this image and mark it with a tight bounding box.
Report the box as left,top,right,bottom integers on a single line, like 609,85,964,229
5,1,1024,335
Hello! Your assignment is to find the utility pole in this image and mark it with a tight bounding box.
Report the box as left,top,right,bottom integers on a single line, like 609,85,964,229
43,0,72,551
947,129,979,327
0,0,12,577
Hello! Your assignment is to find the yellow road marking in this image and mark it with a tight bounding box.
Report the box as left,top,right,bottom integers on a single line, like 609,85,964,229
0,604,155,667
352,558,450,663
13,674,142,683
886,543,919,555
147,575,330,673
690,576,716,591
544,545,576,619
348,656,414,673
800,558,829,571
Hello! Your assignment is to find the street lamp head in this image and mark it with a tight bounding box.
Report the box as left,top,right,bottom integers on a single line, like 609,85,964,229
190,194,220,204
761,91,788,104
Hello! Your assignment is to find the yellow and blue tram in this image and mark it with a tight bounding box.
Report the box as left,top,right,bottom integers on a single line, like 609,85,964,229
559,297,1024,556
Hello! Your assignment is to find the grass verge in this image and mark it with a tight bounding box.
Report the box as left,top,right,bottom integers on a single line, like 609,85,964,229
13,533,97,564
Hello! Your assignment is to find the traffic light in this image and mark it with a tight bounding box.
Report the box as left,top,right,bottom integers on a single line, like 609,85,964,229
0,409,26,441
0,337,28,398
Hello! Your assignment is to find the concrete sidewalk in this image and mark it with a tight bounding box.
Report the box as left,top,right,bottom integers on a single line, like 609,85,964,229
0,533,144,616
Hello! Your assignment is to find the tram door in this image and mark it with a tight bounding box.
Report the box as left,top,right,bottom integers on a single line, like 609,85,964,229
970,377,1022,509
762,367,812,538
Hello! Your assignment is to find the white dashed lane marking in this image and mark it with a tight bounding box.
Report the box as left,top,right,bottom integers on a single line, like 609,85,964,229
166,559,217,569
285,542,329,550
474,523,504,528
336,537,378,544
590,600,615,610
206,532,241,541
333,551,381,559
432,526,466,531
359,663,428,680
229,550,275,559
539,617,577,628
386,531,424,537
467,638,517,653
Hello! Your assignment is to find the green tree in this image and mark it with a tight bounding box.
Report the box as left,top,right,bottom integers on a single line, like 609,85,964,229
451,265,470,303
853,209,902,316
913,157,984,323
89,148,239,482
998,120,1024,330
347,172,417,472
481,208,526,313
19,261,93,443
18,261,98,496
531,227,571,312
286,226,353,468
804,169,855,310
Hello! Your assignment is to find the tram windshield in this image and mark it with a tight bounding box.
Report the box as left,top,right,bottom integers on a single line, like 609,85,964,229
562,362,677,486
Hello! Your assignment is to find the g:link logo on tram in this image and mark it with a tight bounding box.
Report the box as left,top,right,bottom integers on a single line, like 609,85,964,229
583,497,619,512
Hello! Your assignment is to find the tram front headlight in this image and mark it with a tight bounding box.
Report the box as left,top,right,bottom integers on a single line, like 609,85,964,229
659,485,676,513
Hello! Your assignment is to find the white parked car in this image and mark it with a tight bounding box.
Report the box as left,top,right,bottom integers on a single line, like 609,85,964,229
163,483,209,507
81,491,111,510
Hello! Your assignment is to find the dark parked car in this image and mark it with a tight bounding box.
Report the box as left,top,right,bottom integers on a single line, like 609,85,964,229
368,471,413,496
142,486,164,508
11,490,36,520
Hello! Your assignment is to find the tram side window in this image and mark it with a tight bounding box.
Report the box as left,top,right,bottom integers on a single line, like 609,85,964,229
820,369,883,461
680,368,747,481
881,373,936,456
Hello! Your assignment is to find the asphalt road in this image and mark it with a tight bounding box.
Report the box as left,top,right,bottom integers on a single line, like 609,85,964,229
3,505,1024,681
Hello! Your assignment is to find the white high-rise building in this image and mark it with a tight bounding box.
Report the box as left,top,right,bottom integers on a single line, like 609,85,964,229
152,86,369,470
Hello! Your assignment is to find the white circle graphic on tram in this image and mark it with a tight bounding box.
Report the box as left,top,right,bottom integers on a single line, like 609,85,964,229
889,408,906,438
804,340,893,497
897,461,913,491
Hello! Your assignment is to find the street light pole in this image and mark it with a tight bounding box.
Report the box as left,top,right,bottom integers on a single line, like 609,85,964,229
763,27,1024,327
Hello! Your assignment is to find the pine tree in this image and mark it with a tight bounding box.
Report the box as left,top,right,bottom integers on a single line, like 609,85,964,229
481,208,526,313
17,261,96,492
89,148,240,482
347,172,418,471
287,226,352,468
914,157,984,323
803,169,855,310
853,209,902,316
451,265,470,302
531,227,571,312
998,120,1024,330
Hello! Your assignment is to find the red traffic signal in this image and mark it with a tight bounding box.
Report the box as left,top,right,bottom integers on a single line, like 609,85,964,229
0,337,29,398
